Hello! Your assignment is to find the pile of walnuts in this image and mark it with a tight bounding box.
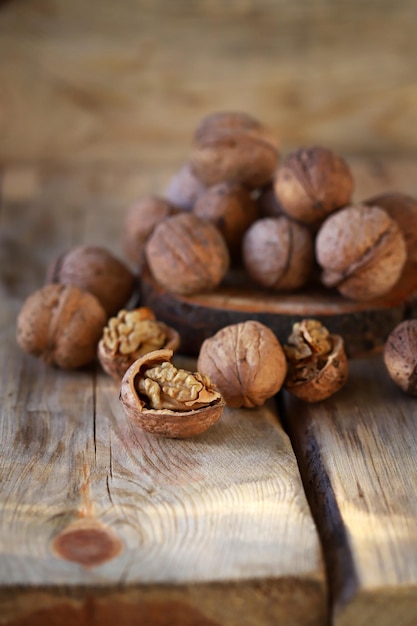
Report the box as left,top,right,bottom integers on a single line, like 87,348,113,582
15,110,417,439
122,110,416,303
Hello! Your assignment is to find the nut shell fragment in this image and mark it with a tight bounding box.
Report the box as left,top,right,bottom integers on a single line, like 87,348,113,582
284,319,348,402
120,349,225,438
197,320,287,408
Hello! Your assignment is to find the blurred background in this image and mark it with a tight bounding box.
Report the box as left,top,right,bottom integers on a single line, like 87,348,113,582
1,0,417,170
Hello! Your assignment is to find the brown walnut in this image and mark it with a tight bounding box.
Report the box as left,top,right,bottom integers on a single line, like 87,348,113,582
120,349,225,438
16,284,107,369
98,307,180,381
383,320,417,396
190,111,279,189
164,163,208,212
284,319,348,402
193,182,258,261
145,213,230,295
122,196,177,267
197,320,287,408
242,216,314,291
273,146,354,225
315,204,407,301
46,245,136,317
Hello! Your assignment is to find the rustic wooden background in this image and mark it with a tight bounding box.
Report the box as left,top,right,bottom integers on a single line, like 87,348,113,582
1,0,417,167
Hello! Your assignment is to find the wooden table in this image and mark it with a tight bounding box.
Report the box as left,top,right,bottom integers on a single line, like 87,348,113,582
1,159,417,625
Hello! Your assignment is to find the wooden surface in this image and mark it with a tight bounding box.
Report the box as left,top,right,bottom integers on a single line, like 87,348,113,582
1,158,417,625
1,0,417,165
283,354,417,626
0,164,326,625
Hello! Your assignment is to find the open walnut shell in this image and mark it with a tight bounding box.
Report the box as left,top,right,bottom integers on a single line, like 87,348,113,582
120,349,225,438
284,319,348,403
98,307,180,381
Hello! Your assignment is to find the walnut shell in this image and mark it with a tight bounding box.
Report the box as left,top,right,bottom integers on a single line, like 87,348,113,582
98,307,180,380
242,216,314,291
363,192,417,264
316,205,407,301
46,245,136,317
120,349,225,438
190,112,279,189
197,320,287,408
273,146,354,225
283,319,348,402
16,284,107,369
193,182,258,261
383,320,417,396
145,213,230,295
122,196,177,267
164,163,207,212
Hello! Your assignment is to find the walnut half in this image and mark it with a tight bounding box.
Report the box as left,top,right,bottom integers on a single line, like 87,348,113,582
120,349,225,438
98,307,180,381
283,319,348,402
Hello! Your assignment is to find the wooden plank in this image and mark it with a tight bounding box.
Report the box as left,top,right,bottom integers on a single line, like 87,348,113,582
0,165,326,625
1,0,417,164
283,353,417,626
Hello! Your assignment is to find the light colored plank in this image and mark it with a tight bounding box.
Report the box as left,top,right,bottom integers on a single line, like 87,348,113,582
0,0,417,164
0,165,326,625
284,353,417,626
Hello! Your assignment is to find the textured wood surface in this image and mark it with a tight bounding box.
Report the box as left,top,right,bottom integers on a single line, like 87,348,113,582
283,354,417,626
1,159,417,625
0,165,326,625
1,0,417,165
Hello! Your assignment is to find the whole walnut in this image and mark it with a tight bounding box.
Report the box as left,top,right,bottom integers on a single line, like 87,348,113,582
197,320,287,408
363,192,417,264
383,320,417,395
16,284,106,369
193,182,258,261
122,196,177,267
242,216,314,291
145,213,230,295
190,111,279,189
273,146,354,225
164,163,207,212
46,245,136,317
316,205,407,301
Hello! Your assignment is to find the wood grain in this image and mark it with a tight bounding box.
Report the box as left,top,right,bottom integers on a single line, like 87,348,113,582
0,0,417,165
0,165,326,625
283,354,417,626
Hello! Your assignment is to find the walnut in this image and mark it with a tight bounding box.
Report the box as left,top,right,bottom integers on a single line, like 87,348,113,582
242,216,314,291
363,192,417,265
283,319,348,402
164,163,207,212
122,196,177,267
273,146,354,225
383,320,417,396
315,205,407,301
46,245,136,317
145,213,230,295
16,284,107,369
190,111,279,189
120,349,225,438
193,182,258,261
98,307,180,380
197,320,287,408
